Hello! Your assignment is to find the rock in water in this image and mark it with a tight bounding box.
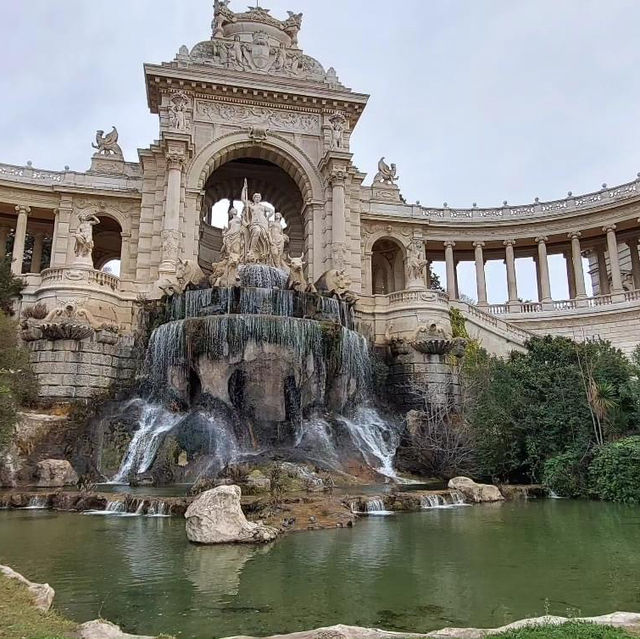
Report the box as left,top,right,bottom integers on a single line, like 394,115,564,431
35,459,79,487
448,476,504,503
185,485,278,544
0,565,55,611
78,619,154,639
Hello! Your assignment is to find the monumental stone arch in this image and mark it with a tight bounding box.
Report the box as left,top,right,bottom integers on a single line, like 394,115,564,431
1,0,640,401
188,132,325,273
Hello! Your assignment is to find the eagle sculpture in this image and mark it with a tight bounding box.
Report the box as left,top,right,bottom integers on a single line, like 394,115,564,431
92,127,123,157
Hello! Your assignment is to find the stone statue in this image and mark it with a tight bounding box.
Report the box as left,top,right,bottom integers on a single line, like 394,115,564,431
329,112,347,150
384,321,394,344
283,11,303,48
315,269,358,304
406,240,428,285
176,258,205,291
286,254,315,293
92,127,123,157
221,207,247,261
168,94,190,131
241,179,272,263
374,157,399,185
269,212,289,268
73,211,100,261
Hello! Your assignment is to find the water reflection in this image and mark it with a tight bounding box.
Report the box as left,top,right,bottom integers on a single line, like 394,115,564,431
2,501,640,638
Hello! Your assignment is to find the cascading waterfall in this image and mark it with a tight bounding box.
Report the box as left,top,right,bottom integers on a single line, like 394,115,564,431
337,405,400,479
420,491,468,509
147,501,170,517
112,403,184,483
24,496,48,510
110,274,402,483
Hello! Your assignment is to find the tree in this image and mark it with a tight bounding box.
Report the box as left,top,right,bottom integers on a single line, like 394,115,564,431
0,257,25,315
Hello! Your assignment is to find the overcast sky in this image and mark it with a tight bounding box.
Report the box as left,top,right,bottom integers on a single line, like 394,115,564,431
2,0,640,302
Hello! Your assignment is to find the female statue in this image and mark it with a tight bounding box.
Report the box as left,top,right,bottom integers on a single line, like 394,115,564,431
268,212,289,268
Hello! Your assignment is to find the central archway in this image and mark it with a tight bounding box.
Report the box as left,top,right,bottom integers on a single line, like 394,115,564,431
191,134,324,273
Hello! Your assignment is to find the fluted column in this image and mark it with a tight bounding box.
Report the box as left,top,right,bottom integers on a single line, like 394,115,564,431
30,231,44,273
11,205,30,275
473,241,487,306
535,236,552,305
444,241,456,299
330,170,347,270
504,239,518,307
595,244,610,295
603,225,623,294
160,153,184,274
626,237,640,290
0,225,10,260
569,232,586,299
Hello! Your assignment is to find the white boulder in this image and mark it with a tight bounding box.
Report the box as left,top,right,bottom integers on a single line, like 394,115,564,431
185,485,278,544
0,564,55,611
35,459,79,487
448,477,504,503
78,620,154,639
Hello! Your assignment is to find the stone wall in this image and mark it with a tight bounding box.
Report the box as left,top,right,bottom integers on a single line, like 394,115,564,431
27,336,137,400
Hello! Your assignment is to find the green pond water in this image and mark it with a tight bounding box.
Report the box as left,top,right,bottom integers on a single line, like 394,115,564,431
2,499,640,638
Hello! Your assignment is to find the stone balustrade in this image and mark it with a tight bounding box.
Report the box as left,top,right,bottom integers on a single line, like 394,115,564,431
40,267,120,291
368,174,640,222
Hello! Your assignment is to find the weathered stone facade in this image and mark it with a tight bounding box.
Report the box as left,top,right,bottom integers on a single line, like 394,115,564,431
1,1,639,400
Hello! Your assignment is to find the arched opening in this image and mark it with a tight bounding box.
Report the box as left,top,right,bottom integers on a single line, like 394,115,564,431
93,216,122,275
199,157,305,272
371,238,406,294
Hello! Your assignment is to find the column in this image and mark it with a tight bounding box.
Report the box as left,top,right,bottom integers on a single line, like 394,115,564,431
595,244,610,295
454,260,460,298
564,250,576,299
31,231,44,273
603,225,623,293
626,237,640,290
160,153,184,274
504,239,518,307
569,232,586,299
533,255,543,302
473,241,487,306
535,236,552,305
330,170,347,270
11,205,30,275
0,225,10,260
444,241,456,299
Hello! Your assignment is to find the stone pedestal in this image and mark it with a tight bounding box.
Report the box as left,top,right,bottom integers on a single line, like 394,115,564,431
88,154,125,175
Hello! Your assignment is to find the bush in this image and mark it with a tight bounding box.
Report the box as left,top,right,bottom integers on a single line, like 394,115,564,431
589,436,640,503
0,256,25,315
542,449,590,498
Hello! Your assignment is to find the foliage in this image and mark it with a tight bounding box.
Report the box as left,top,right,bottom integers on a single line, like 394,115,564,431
427,265,444,292
0,256,25,316
465,336,639,484
0,574,76,639
22,302,48,321
542,449,590,498
589,436,640,504
486,621,634,639
449,307,469,339
0,311,38,452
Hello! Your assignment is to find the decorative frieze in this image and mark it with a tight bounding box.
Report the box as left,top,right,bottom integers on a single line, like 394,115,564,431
195,100,321,135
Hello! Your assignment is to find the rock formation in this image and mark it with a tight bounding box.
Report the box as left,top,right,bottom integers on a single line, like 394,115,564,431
185,485,278,544
448,476,504,503
35,459,79,487
0,564,55,611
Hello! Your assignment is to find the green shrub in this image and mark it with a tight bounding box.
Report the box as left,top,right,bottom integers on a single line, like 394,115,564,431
542,449,590,498
589,436,640,503
487,621,634,638
0,256,25,316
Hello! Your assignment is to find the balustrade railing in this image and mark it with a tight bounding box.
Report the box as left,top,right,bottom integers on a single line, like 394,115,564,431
40,267,120,291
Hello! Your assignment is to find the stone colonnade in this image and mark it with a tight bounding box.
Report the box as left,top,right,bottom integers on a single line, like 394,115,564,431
438,222,640,307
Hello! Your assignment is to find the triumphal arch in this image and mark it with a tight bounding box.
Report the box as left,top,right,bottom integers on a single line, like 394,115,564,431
1,1,640,399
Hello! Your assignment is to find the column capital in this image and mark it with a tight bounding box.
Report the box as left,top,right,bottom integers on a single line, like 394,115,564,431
15,204,31,216
503,238,516,247
535,236,548,244
444,240,455,248
625,236,639,247
166,152,186,168
328,169,347,186
473,241,485,249
603,224,617,234
568,231,581,240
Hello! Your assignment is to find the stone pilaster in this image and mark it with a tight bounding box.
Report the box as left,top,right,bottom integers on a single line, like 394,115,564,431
626,236,640,290
159,148,186,276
